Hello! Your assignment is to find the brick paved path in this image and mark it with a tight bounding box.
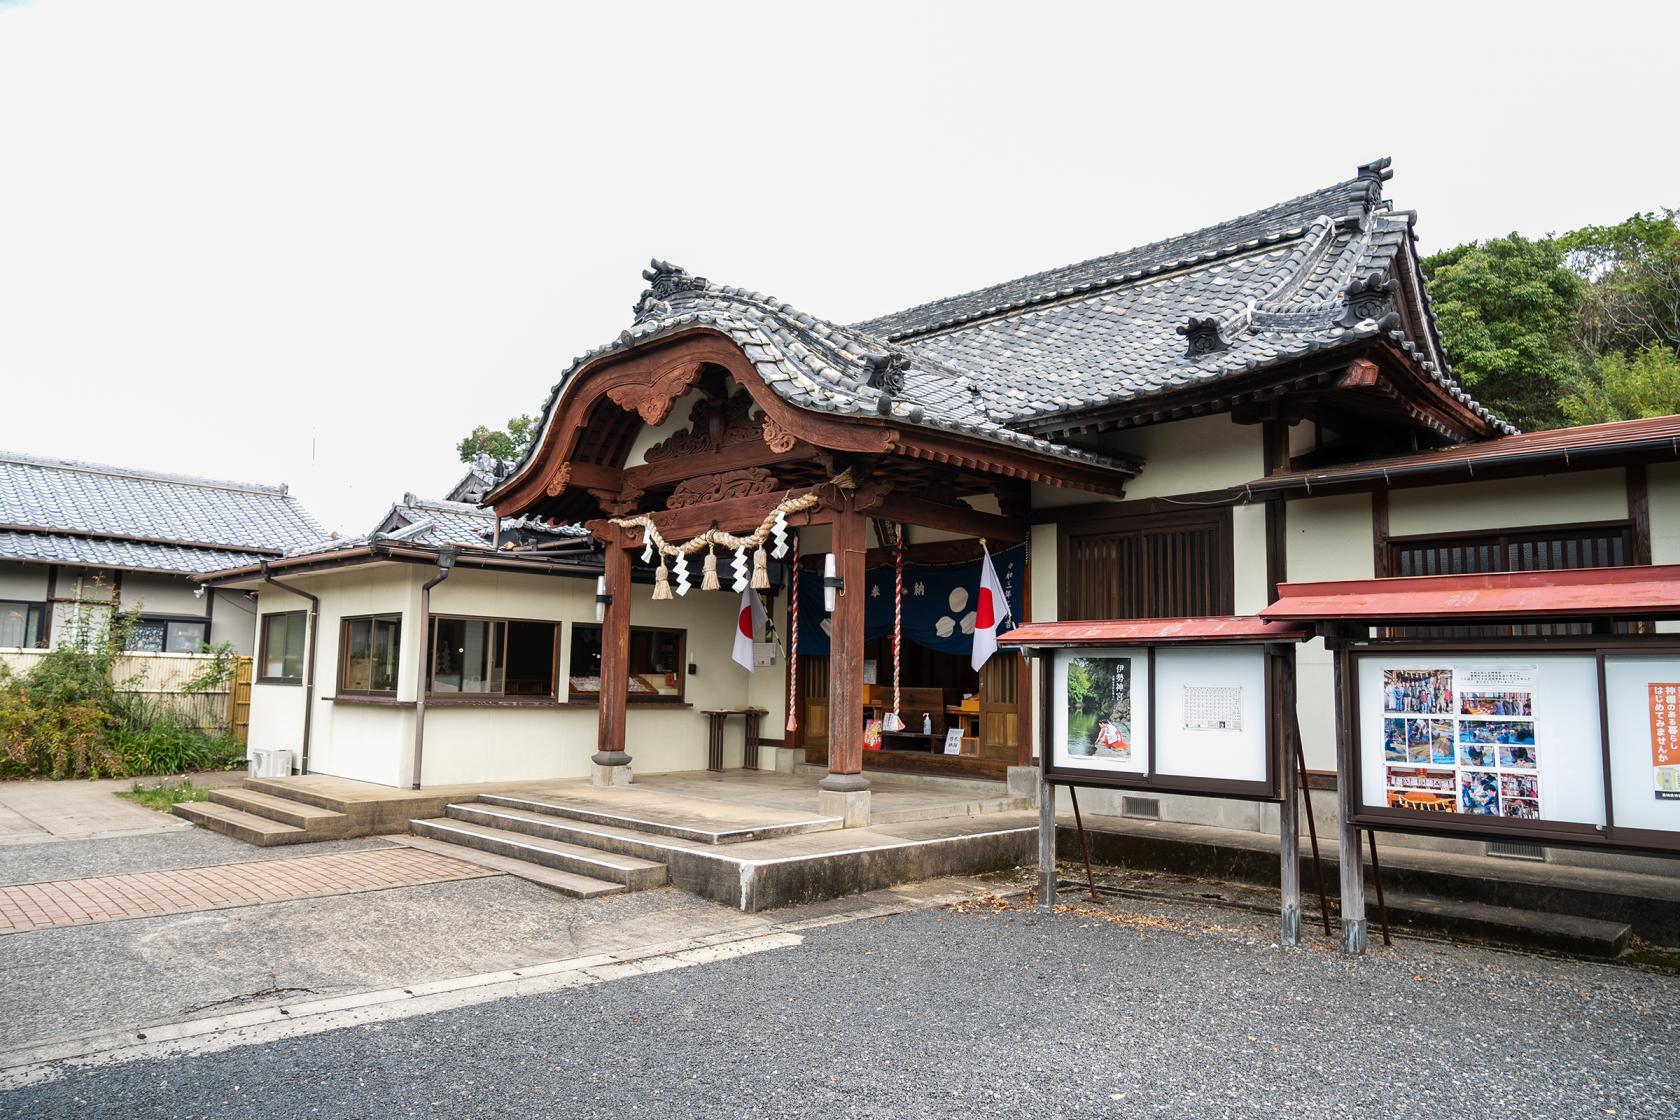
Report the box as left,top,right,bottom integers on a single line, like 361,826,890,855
0,847,494,934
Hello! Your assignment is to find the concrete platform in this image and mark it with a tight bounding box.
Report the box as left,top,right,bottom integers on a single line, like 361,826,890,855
1062,811,1680,947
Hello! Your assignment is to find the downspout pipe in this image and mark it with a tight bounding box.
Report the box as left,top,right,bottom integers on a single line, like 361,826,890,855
411,546,457,790
259,559,320,776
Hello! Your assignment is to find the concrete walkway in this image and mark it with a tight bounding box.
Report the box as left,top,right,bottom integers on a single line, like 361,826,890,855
0,772,245,845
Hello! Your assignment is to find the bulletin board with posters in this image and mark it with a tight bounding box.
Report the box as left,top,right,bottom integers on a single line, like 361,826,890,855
1045,643,1282,799
1349,645,1680,853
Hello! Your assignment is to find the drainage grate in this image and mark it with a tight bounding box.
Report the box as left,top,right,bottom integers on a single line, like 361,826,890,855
1121,796,1160,820
1487,840,1546,861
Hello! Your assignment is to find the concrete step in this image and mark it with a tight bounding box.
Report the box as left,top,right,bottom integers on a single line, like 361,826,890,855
1062,815,1680,946
242,777,354,813
1381,891,1633,958
445,802,686,866
871,796,1033,825
413,812,668,890
475,792,840,845
391,835,627,899
209,788,350,832
172,801,310,846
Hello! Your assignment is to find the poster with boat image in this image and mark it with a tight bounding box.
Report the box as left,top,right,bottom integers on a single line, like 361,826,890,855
1376,664,1542,817
1053,648,1149,775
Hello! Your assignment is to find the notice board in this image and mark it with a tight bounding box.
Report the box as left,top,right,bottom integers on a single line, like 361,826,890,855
1350,647,1680,853
1047,644,1278,799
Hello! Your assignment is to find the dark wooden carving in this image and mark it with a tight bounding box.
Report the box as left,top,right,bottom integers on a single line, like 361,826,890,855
543,461,571,498
644,391,762,463
761,418,797,454
604,361,701,426
666,468,777,510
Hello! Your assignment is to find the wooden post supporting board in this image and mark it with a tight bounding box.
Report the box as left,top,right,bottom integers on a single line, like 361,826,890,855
1332,643,1367,955
1279,725,1301,947
1038,776,1056,911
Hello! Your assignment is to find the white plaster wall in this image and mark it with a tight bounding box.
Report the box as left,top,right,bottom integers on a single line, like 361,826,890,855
245,584,312,762
1387,469,1627,537
622,394,698,468
1285,493,1375,772
1098,416,1264,500
209,588,260,654
1230,503,1269,615
1648,463,1680,564
121,572,206,617
239,559,760,788
0,563,49,602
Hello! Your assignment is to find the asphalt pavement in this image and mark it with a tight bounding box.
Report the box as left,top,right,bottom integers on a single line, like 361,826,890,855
4,888,1674,1119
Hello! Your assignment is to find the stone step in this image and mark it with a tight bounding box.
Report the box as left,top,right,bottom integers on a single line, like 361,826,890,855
1381,891,1634,958
209,788,350,832
412,814,668,890
475,792,840,845
172,801,310,846
391,835,626,899
242,777,354,813
445,802,684,865
871,796,1033,825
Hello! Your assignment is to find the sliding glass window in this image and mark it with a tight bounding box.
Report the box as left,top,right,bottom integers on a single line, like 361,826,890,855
430,617,557,698
340,615,402,694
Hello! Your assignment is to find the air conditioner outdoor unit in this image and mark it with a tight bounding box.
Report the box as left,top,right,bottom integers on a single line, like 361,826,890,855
248,748,293,779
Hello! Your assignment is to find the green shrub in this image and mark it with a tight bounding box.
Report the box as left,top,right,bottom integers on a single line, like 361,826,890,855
0,590,245,780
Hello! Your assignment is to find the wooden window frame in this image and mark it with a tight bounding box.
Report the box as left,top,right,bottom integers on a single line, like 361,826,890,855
0,599,47,649
1057,506,1234,622
427,614,561,700
126,614,209,654
257,610,307,685
338,613,403,696
567,622,688,705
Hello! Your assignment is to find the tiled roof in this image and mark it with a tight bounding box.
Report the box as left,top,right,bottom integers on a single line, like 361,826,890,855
0,530,258,576
445,456,513,504
854,159,1511,435
0,450,326,576
504,266,1141,490
284,492,588,559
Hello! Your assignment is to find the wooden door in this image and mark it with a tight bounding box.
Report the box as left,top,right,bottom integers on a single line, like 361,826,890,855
977,654,1019,762
801,655,829,763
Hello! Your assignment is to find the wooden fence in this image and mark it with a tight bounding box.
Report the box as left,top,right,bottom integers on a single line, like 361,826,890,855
0,649,249,739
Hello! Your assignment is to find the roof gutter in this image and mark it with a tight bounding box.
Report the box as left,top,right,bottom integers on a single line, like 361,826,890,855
259,559,321,776
1248,433,1680,497
411,546,456,790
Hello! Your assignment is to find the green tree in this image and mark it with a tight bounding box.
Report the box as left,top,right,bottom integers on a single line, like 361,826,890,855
456,414,538,464
1422,235,1584,430
1559,211,1680,357
1560,344,1680,426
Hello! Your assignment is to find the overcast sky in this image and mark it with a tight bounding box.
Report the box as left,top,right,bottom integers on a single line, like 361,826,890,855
1,1,1675,535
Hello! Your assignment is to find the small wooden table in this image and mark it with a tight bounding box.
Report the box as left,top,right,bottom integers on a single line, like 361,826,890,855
702,707,766,771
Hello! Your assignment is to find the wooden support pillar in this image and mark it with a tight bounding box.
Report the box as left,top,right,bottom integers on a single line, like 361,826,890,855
1279,715,1301,947
592,529,633,781
818,498,869,795
1332,642,1366,954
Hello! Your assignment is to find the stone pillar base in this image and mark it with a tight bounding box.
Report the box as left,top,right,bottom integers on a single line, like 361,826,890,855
591,761,633,787
819,788,871,828
767,746,802,774
1006,765,1040,806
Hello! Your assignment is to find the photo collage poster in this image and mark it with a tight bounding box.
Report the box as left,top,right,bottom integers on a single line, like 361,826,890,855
1381,665,1540,819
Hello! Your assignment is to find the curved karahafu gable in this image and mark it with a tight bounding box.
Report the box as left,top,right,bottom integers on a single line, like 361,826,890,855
486,264,1140,521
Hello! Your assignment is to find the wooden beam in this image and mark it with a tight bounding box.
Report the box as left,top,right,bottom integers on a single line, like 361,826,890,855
874,494,1025,544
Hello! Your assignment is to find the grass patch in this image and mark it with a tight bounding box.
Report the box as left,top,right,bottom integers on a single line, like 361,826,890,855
116,780,212,812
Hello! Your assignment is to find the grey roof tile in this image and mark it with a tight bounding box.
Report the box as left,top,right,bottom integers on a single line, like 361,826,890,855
0,450,327,576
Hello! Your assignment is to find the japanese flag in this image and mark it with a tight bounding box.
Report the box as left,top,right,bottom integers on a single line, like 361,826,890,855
732,585,767,672
970,546,1010,671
